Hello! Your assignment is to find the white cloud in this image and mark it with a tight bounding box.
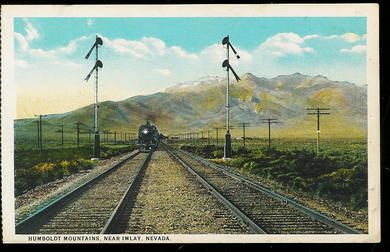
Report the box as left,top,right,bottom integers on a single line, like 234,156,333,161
154,68,172,77
104,37,150,59
141,37,166,56
14,19,39,52
200,43,225,64
199,43,251,67
340,45,366,54
87,19,94,27
257,33,314,57
303,34,320,40
170,46,198,60
324,32,364,43
15,33,88,59
103,35,199,61
324,35,339,40
340,32,361,43
15,18,88,60
14,32,29,50
15,22,88,71
23,19,39,42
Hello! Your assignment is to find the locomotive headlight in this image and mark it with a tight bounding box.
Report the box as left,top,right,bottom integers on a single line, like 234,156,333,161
142,128,149,135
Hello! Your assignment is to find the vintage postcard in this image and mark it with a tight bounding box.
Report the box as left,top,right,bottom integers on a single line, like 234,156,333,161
1,4,380,243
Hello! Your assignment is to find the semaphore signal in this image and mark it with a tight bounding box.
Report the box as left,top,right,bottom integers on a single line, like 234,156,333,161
84,35,103,160
307,107,331,153
222,35,241,159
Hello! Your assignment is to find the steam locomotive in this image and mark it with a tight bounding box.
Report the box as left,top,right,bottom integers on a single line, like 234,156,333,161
137,121,160,152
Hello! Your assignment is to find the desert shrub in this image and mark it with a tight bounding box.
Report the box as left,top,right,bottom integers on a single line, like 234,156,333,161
32,162,58,184
212,149,223,158
59,160,71,176
77,159,94,170
234,146,250,156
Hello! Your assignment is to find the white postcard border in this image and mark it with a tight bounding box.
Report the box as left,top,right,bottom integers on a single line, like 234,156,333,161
1,4,380,243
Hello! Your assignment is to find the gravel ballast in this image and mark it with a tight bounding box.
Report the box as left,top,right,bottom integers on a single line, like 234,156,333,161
124,151,251,234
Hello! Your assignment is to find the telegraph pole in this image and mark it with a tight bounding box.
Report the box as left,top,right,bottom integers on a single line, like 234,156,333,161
208,130,210,145
39,115,43,152
34,114,47,153
215,127,221,146
59,124,64,146
36,121,40,149
222,35,241,159
261,118,278,149
237,122,250,148
307,107,331,153
76,121,80,149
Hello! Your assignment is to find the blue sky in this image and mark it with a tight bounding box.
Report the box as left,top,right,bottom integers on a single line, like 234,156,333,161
14,17,367,118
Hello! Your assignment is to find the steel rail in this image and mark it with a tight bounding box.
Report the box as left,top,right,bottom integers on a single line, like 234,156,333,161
16,150,140,234
163,144,266,234
101,151,153,234
180,149,361,234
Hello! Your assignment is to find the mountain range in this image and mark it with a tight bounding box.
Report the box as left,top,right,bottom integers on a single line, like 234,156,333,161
15,72,367,138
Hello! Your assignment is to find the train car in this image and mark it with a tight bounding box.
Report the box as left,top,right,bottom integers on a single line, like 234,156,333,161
137,121,159,152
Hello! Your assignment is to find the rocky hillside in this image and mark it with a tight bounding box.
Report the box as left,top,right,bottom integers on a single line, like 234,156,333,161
15,73,367,138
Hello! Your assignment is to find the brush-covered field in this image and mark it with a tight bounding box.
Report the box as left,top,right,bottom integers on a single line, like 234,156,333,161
173,137,368,211
14,143,136,195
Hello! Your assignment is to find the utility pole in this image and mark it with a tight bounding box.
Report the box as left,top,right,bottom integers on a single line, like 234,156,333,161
215,128,221,146
307,107,331,153
76,121,80,149
259,126,262,145
85,35,103,160
104,131,108,143
34,114,47,153
261,118,278,149
59,124,64,146
39,115,43,152
222,35,241,159
36,121,40,149
207,130,210,145
237,122,250,148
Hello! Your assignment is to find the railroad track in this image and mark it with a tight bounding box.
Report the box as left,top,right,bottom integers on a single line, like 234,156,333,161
163,144,361,234
16,151,151,234
16,148,251,234
16,143,361,235
105,149,252,234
